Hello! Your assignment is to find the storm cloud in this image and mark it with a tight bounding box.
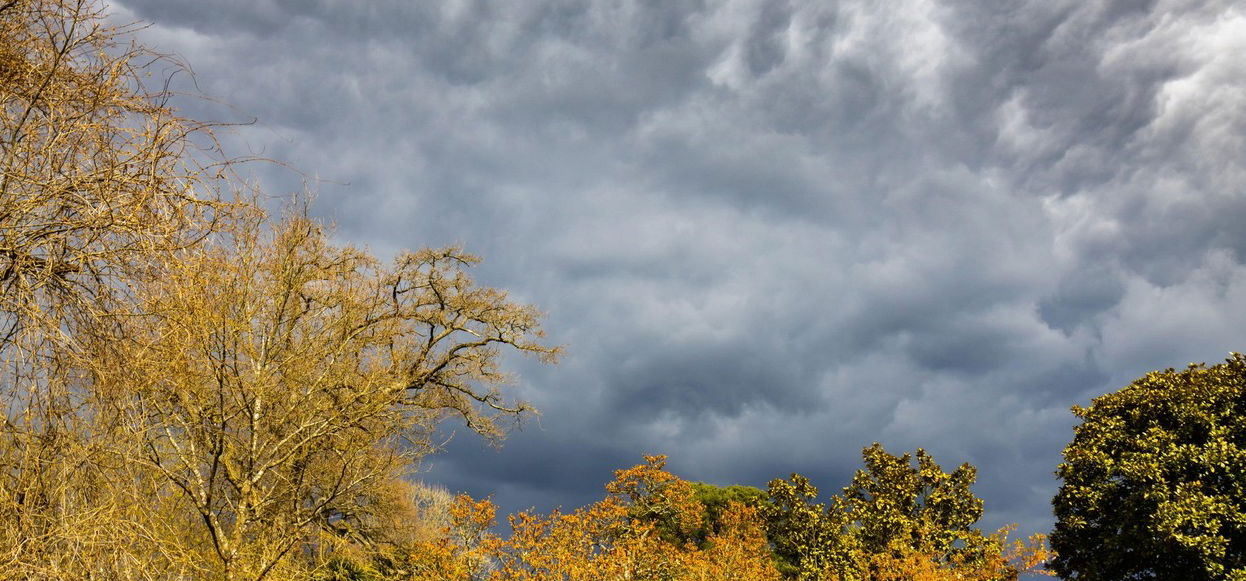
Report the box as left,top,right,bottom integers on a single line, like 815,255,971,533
114,0,1246,536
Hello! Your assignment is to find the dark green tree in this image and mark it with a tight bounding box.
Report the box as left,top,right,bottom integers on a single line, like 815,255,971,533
1051,353,1246,581
691,483,768,529
682,482,768,547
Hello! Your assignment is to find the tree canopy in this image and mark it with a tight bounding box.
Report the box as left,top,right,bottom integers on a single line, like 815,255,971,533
1051,353,1246,581
762,443,1045,581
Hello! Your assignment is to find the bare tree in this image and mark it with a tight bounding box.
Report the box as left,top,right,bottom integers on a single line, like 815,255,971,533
104,211,557,581
0,1,239,578
0,0,235,346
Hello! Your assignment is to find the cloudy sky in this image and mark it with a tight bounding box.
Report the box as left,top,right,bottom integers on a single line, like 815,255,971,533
112,0,1246,537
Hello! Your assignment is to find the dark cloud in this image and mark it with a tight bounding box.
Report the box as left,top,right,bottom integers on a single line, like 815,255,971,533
114,0,1246,544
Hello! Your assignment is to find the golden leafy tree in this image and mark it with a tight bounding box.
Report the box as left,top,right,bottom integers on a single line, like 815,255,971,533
490,456,781,581
0,2,560,579
849,526,1053,581
0,0,234,344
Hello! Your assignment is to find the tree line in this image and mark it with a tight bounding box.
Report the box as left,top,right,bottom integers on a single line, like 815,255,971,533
2,2,1243,580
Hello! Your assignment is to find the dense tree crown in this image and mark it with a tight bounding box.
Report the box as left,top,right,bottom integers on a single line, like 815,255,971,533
1052,354,1246,581
762,444,1049,581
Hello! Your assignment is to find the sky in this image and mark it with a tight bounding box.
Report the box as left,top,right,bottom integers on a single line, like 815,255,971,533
111,0,1246,537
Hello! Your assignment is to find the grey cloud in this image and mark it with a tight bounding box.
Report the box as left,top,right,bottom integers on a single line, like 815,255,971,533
1038,262,1125,334
115,0,1246,545
602,338,823,419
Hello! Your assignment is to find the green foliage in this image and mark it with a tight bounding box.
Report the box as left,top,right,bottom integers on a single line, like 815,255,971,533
1051,353,1246,581
762,444,1007,581
762,474,851,579
685,482,767,546
843,444,999,570
311,558,383,581
692,482,768,528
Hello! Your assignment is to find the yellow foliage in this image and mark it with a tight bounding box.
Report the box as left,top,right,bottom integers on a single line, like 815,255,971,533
836,527,1054,581
488,456,781,581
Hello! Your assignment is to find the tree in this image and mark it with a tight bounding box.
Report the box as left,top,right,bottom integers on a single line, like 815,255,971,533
0,2,560,578
103,210,557,580
0,0,234,347
687,482,768,547
841,444,1001,575
490,456,782,581
1051,354,1246,581
761,473,848,579
762,444,1049,581
0,1,237,576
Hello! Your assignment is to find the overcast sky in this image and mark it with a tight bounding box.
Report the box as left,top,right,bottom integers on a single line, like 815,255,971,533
112,0,1246,537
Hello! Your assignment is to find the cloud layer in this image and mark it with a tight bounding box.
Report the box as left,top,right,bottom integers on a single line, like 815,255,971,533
115,0,1246,535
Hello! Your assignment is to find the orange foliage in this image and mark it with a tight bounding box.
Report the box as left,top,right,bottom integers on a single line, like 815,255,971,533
488,456,781,581
400,494,499,580
391,457,1051,581
682,503,784,581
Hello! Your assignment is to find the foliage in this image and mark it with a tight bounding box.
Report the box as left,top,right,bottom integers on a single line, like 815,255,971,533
854,526,1051,581
608,454,706,544
308,490,498,581
761,473,849,579
310,558,384,581
490,455,782,581
841,444,998,572
763,444,1051,581
484,454,1048,581
687,482,768,546
1051,354,1246,581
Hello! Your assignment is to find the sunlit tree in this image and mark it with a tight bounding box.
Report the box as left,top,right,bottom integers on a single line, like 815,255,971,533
763,444,1052,581
102,210,557,580
491,456,782,581
1052,354,1246,581
0,1,238,576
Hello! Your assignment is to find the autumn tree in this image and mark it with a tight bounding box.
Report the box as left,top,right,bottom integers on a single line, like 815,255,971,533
1051,354,1246,581
97,210,557,580
857,528,1051,581
491,455,781,581
0,2,565,579
0,0,234,345
0,0,238,576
